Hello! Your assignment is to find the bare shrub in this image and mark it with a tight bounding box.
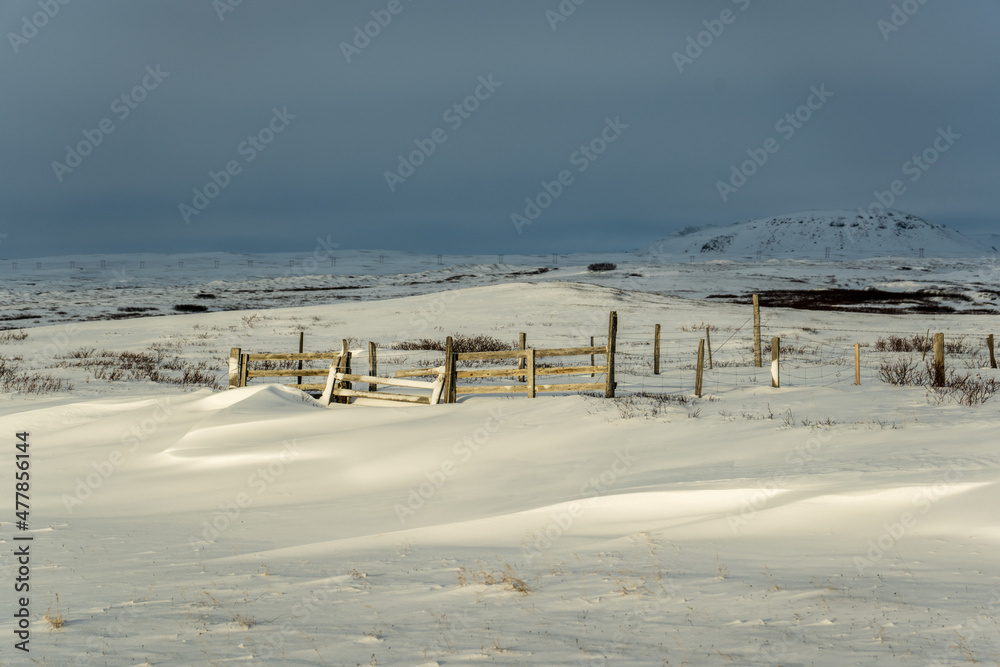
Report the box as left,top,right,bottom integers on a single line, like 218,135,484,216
940,371,999,406
0,357,71,394
392,334,515,354
762,341,815,356
878,358,998,405
249,359,299,371
55,348,221,390
874,335,926,353
679,322,719,332
875,334,974,355
878,359,927,386
0,329,29,342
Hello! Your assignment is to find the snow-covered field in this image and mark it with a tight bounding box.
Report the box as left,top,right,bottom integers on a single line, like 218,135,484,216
1,252,999,666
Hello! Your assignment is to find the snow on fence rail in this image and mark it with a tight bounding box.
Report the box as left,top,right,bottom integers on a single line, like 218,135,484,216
228,341,446,405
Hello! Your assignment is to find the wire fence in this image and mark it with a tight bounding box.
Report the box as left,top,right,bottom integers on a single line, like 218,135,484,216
243,317,997,399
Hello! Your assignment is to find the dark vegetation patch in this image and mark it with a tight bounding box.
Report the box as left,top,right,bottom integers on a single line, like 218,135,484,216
195,293,217,299
588,263,617,272
709,288,992,315
173,304,209,313
392,334,516,354
118,306,159,312
875,334,975,355
266,285,369,293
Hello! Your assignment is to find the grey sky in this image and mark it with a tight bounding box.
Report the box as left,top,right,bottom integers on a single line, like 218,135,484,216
2,0,998,258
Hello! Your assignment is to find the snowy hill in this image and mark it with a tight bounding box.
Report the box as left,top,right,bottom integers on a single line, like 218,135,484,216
642,210,994,259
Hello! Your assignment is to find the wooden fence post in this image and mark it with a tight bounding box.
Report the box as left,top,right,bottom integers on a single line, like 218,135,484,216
518,332,527,383
443,336,456,404
229,348,242,389
933,333,945,387
331,339,350,403
753,294,762,368
240,353,249,388
706,325,713,370
605,311,618,398
297,332,304,386
771,336,780,388
855,343,861,385
590,336,595,377
653,324,661,375
368,341,378,392
695,339,705,397
344,340,353,393
988,334,996,369
526,348,536,398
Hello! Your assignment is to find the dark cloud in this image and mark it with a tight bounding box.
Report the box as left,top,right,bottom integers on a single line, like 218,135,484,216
1,0,997,258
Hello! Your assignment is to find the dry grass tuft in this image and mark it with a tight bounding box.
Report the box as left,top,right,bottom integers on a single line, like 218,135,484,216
233,612,256,629
44,594,65,629
54,346,221,390
0,329,29,342
457,563,531,594
0,356,71,394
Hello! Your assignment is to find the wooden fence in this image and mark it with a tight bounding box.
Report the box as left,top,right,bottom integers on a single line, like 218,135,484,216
229,340,446,405
227,311,619,405
397,311,618,403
